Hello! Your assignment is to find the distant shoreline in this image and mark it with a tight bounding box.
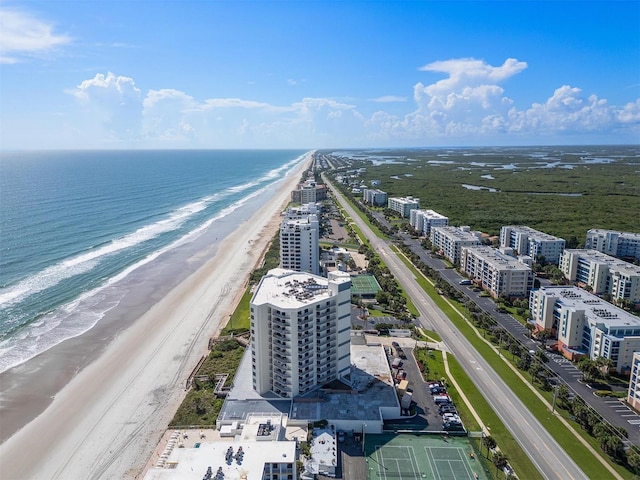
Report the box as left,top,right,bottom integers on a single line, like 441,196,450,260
0,154,310,479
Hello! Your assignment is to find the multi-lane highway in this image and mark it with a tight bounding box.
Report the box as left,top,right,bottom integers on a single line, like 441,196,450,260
325,175,590,480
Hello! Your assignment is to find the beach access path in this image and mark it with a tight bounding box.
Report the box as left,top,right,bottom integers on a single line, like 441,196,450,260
0,155,310,480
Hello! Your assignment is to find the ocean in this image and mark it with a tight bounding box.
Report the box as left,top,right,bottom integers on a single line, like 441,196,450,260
0,149,308,374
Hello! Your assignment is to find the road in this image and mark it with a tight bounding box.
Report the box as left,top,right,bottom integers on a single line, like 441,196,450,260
325,175,589,480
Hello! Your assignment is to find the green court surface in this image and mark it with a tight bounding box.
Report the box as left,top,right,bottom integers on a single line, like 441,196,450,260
350,274,382,296
364,434,489,480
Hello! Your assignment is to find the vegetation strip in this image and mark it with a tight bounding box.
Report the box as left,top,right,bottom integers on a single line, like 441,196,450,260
394,247,629,479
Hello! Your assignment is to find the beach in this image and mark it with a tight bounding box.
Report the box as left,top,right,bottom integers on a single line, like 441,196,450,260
0,154,310,480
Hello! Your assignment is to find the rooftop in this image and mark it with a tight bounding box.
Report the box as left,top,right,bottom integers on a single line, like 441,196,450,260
503,225,565,242
538,286,640,329
463,246,531,271
564,249,640,275
251,269,349,309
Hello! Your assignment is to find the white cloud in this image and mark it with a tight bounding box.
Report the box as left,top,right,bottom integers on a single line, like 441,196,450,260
419,57,527,93
69,72,142,143
0,7,71,63
65,62,639,148
364,57,640,144
72,72,141,102
370,96,407,103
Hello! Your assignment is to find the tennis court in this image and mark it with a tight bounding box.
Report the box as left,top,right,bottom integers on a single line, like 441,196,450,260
351,274,382,296
365,434,488,480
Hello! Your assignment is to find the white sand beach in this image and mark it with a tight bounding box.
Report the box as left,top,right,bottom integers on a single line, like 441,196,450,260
0,155,310,480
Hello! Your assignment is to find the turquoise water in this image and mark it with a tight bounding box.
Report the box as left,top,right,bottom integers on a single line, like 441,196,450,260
0,149,308,372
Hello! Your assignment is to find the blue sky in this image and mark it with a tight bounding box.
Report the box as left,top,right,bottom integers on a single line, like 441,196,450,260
1,0,639,149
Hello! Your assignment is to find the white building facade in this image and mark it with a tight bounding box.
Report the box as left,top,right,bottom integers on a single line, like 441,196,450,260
250,269,352,398
529,286,640,372
628,353,640,411
280,212,319,276
430,226,481,265
409,209,449,237
387,196,420,218
500,225,566,264
559,249,640,304
460,246,533,299
586,229,640,261
362,188,388,206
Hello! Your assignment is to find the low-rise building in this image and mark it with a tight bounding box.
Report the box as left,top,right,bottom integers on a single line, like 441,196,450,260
559,249,640,304
500,225,566,264
409,209,449,236
430,226,481,265
586,229,640,261
387,196,420,218
144,415,298,480
460,246,533,299
362,188,388,206
529,286,640,372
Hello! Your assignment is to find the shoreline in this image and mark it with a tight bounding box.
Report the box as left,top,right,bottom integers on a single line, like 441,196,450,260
0,154,310,480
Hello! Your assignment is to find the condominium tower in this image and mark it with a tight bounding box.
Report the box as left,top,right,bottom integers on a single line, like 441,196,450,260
362,188,388,207
280,208,319,275
430,226,481,265
250,269,352,398
500,225,566,264
585,229,640,261
409,209,449,237
559,249,640,304
460,246,533,299
529,286,640,373
387,196,420,218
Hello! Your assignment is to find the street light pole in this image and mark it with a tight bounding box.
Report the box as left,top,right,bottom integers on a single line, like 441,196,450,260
552,383,559,414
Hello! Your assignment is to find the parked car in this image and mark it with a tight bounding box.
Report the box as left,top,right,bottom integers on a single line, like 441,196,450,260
459,279,472,285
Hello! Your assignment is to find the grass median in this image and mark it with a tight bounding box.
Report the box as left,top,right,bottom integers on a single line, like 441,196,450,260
394,248,630,479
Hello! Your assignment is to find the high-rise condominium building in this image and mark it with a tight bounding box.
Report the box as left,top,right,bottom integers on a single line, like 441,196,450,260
250,269,352,398
280,209,319,275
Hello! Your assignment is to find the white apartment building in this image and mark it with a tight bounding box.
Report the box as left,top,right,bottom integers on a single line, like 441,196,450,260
628,352,640,410
362,188,388,206
280,212,319,275
387,196,420,218
409,209,449,236
586,229,640,261
291,179,327,204
430,226,481,265
559,249,640,304
500,225,566,264
284,203,319,219
250,269,352,398
460,246,533,299
529,286,640,372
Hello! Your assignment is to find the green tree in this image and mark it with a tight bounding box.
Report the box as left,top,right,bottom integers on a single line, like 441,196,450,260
482,435,497,457
577,358,602,383
492,451,508,474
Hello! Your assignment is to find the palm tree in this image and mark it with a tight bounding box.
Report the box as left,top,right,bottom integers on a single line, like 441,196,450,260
492,451,508,474
482,435,497,458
